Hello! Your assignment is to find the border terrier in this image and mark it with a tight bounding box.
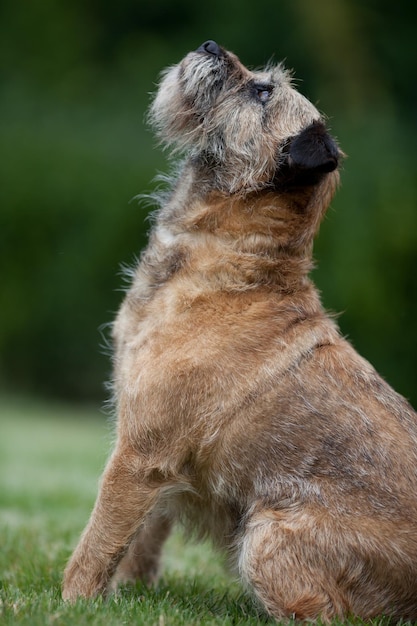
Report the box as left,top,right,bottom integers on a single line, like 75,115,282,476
63,41,417,621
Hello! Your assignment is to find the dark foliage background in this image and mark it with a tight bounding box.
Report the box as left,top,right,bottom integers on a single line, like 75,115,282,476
1,0,416,405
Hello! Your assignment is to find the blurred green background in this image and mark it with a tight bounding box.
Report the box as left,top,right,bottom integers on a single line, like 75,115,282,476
1,0,416,405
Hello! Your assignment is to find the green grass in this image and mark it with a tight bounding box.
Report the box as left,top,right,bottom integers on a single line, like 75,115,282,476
0,398,274,625
0,398,400,625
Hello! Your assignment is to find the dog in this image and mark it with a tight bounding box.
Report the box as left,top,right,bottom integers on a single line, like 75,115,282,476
63,40,417,622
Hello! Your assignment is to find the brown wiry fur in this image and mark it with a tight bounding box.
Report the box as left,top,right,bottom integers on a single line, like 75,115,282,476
63,42,417,622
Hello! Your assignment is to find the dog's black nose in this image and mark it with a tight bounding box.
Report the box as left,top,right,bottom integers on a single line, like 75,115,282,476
196,40,222,57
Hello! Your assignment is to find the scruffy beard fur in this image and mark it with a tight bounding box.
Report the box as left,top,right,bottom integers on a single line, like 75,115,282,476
63,42,417,622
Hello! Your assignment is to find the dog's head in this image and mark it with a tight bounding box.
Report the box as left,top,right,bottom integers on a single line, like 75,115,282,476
150,41,341,195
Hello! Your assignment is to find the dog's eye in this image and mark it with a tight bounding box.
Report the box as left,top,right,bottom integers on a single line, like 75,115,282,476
254,85,273,103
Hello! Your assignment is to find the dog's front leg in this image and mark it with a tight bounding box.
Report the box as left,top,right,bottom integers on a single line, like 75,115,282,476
62,445,160,601
110,508,172,589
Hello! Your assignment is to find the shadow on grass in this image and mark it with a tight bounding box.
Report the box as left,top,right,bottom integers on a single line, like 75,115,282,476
116,575,402,626
117,575,275,624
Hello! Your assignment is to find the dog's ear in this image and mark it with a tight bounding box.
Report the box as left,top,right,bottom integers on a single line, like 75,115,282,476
288,121,339,174
274,121,340,189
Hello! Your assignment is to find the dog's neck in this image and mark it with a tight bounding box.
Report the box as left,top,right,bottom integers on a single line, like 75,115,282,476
160,162,338,252
178,189,318,254
128,164,339,304
149,171,336,295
